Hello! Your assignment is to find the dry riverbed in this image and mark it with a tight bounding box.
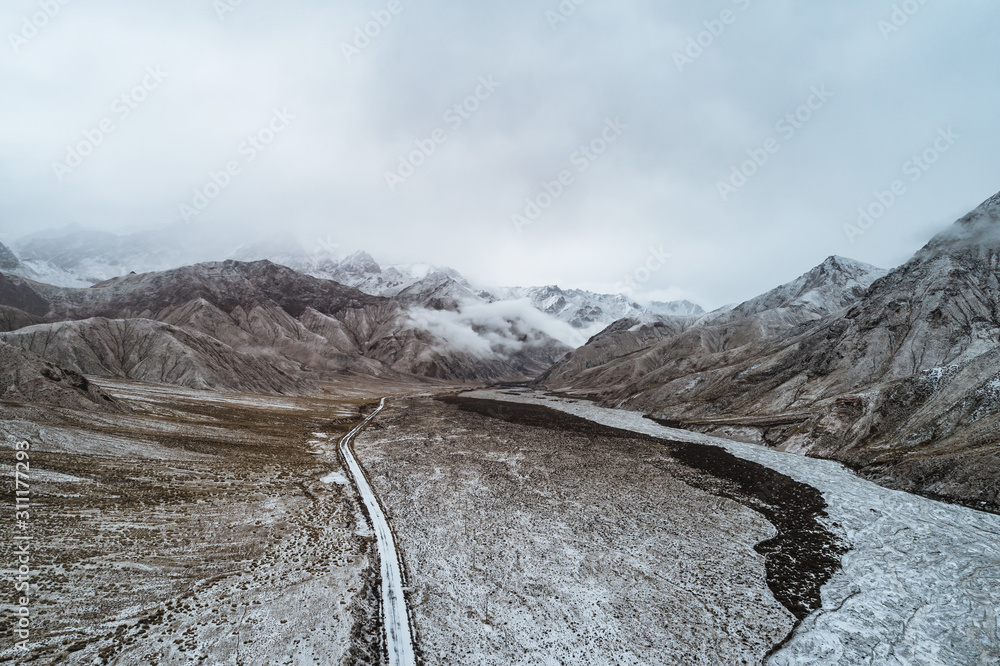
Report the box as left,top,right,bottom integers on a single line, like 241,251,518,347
353,396,836,665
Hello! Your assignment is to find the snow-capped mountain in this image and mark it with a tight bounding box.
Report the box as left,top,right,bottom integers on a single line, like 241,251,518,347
301,251,483,307
491,285,704,336
2,225,706,359
648,300,705,317
0,260,572,389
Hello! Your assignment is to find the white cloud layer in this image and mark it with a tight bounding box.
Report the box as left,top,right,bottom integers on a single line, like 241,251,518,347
407,298,588,356
1,1,998,308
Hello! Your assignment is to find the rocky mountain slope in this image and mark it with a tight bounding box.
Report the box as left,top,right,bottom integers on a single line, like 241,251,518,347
0,318,308,394
540,192,1000,510
0,242,20,272
0,261,571,392
0,342,123,411
541,255,886,390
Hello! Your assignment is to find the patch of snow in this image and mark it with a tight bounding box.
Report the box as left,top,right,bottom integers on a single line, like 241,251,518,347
320,471,349,485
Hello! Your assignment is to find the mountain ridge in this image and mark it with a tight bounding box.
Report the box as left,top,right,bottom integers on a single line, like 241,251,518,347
0,259,573,391
538,190,1000,510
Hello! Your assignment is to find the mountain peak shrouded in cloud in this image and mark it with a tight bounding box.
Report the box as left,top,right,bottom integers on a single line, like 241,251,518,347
648,300,704,317
915,189,1000,258
338,251,382,276
230,235,310,263
2,224,707,345
1,3,996,307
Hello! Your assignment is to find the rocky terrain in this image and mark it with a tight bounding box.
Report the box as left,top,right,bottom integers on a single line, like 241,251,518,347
0,318,310,394
0,243,20,273
540,192,1000,511
0,378,402,665
0,342,123,411
0,261,572,390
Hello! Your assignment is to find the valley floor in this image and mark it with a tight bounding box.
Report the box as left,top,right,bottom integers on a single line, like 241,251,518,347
0,379,424,665
3,381,998,665
464,389,1000,665
353,395,799,664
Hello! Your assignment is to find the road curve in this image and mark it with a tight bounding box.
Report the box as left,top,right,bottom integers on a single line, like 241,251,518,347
338,398,416,666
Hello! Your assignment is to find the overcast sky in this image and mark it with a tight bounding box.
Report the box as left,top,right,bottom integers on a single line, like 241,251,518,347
1,0,998,309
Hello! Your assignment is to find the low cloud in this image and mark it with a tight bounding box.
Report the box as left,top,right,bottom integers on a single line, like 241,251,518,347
407,297,587,357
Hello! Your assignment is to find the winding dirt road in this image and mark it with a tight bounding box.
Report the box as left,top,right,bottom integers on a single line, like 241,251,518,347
338,398,416,666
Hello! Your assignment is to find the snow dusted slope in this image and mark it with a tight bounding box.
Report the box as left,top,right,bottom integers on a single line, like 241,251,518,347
494,284,703,334
0,242,20,272
540,255,886,390
723,255,886,322
468,388,1000,666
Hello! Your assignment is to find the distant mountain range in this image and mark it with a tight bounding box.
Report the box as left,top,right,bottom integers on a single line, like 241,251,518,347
0,260,573,392
1,225,701,347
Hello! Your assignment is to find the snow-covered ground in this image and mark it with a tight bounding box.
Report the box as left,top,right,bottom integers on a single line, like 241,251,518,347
355,396,796,664
465,389,1000,665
